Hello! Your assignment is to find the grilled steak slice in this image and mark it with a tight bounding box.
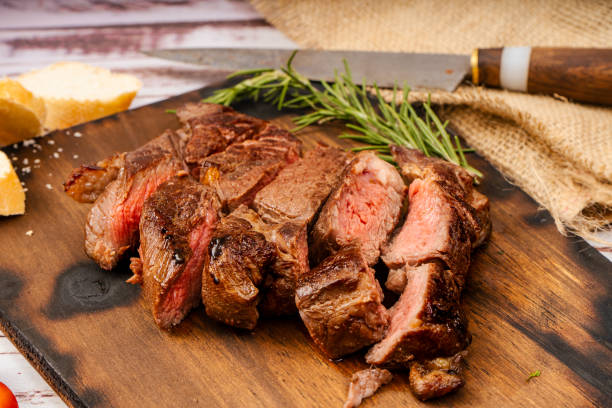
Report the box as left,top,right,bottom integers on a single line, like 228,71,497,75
295,247,389,359
200,126,300,212
366,263,469,366
202,211,276,330
175,102,231,124
64,153,124,203
391,146,490,248
382,178,472,293
343,368,393,408
230,206,309,316
85,130,185,270
409,352,466,401
178,103,268,171
253,145,352,227
311,152,406,265
127,176,220,329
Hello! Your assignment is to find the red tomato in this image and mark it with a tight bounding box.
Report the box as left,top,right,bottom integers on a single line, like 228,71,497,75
0,382,18,408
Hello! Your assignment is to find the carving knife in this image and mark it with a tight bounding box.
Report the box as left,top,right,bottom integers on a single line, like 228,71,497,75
144,47,612,105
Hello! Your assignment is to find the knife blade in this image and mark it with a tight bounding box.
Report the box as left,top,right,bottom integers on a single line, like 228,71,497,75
144,47,612,105
143,48,470,92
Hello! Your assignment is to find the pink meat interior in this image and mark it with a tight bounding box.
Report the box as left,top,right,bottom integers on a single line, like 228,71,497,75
367,267,427,361
158,207,218,324
336,169,389,245
111,160,178,248
385,179,448,265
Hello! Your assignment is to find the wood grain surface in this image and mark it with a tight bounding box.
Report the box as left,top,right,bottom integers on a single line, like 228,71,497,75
527,48,612,105
0,85,610,408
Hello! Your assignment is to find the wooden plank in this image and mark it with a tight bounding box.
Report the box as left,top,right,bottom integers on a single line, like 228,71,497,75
0,85,610,407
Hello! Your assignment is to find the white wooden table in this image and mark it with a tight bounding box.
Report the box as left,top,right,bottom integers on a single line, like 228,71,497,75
0,1,609,406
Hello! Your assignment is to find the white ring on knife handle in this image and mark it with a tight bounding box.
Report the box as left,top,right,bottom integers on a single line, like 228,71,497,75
500,46,532,92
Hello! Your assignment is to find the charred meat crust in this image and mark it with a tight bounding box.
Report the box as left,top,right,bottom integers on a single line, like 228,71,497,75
202,212,276,330
253,145,352,227
295,247,389,359
199,126,301,212
63,153,124,203
231,206,309,316
310,151,407,266
131,176,220,329
84,130,186,270
366,262,470,366
409,352,466,401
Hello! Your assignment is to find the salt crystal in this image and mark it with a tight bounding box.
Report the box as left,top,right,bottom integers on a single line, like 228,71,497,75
45,183,53,190
25,230,34,236
11,156,17,161
13,144,18,149
57,148,63,152
47,140,55,145
34,159,40,164
22,158,29,165
53,152,59,158
73,154,79,159
73,132,82,138
23,139,35,147
23,188,28,192
21,166,31,174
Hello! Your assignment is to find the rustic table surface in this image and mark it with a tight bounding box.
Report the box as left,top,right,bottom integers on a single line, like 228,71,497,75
0,1,609,407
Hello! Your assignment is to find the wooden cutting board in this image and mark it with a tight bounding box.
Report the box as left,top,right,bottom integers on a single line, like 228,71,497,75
0,85,610,408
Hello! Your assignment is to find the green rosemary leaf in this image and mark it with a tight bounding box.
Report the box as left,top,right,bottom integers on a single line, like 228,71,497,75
527,370,541,382
201,53,481,178
165,109,176,114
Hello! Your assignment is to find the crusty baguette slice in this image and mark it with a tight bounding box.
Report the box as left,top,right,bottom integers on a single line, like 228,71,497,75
0,150,25,216
0,78,46,146
18,62,141,130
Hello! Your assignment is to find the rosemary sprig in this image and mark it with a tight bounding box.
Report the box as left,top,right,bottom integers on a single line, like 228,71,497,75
203,52,481,178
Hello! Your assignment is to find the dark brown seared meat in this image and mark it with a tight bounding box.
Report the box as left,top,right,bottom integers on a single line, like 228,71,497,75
382,178,472,293
64,153,124,203
253,145,352,227
230,206,309,316
295,247,389,359
409,352,466,401
180,105,268,171
200,126,301,212
127,176,220,329
343,368,393,408
202,211,276,330
366,263,469,366
310,152,407,266
175,102,231,124
84,130,185,270
391,146,491,248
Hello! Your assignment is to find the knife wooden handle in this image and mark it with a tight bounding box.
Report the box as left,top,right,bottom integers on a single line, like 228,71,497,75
471,47,612,105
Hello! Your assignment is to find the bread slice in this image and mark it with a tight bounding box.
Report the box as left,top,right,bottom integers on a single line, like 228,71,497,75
0,78,46,146
0,150,25,216
18,62,141,130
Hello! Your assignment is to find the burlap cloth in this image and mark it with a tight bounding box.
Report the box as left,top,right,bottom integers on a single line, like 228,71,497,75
251,0,612,240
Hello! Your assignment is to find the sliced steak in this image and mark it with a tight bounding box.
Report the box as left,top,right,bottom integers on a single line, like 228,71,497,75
409,352,466,400
253,145,352,227
365,263,469,366
295,247,389,359
311,152,406,265
382,178,472,293
127,175,220,329
84,130,185,270
202,210,276,330
391,146,490,248
64,153,124,203
200,126,301,212
178,103,268,171
231,205,309,316
343,368,393,408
